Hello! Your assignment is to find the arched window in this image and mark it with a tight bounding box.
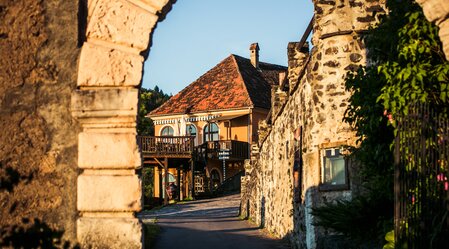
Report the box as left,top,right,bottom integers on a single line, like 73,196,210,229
204,123,219,142
160,126,174,136
186,124,197,137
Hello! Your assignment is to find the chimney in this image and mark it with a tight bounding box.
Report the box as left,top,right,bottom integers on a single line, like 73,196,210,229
249,43,260,68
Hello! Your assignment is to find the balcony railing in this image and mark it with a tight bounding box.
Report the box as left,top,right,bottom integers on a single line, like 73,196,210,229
196,140,249,160
138,136,249,160
138,136,194,157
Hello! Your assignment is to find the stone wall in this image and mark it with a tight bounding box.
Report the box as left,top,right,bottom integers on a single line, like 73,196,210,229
241,1,386,248
0,0,80,245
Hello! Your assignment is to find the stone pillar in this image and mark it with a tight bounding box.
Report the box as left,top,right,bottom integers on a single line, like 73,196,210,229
416,0,449,60
71,0,172,248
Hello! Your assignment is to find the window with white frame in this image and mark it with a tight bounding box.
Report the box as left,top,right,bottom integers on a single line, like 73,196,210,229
203,123,219,142
186,124,198,146
321,147,348,189
186,124,197,137
160,126,174,136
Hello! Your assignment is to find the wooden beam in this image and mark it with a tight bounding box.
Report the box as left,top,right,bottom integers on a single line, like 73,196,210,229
177,166,181,201
143,160,160,165
158,166,163,205
191,160,195,199
298,15,314,50
154,158,164,168
164,157,169,206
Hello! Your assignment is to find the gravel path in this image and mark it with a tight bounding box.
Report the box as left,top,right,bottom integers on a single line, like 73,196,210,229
139,194,289,249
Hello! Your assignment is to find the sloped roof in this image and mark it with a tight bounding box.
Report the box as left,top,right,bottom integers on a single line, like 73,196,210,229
149,54,287,116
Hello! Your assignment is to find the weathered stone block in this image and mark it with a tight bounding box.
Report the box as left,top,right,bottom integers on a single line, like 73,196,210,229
79,132,141,169
87,0,158,51
416,0,449,24
77,42,143,86
71,88,138,118
439,18,449,61
138,0,170,11
78,174,142,211
77,217,142,249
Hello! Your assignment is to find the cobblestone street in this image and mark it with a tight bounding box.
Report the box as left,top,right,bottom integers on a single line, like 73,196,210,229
140,194,289,249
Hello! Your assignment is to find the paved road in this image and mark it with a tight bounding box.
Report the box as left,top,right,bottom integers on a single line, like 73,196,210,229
140,194,289,249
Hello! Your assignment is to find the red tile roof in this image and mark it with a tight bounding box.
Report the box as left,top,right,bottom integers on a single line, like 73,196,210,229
149,54,287,116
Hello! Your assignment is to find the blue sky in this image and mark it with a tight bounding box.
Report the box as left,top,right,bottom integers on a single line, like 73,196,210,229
142,0,314,95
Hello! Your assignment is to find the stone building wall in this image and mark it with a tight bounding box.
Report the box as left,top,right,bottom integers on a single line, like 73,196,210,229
241,1,386,248
0,0,81,245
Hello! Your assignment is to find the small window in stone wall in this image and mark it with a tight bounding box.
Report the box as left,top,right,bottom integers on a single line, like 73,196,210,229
320,147,349,191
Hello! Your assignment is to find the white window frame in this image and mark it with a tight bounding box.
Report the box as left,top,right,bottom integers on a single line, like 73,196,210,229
186,123,198,146
160,125,174,136
202,122,220,142
319,146,349,191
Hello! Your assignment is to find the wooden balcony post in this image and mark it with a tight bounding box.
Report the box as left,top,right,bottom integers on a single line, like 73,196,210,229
177,166,181,201
158,166,163,205
191,160,195,198
164,158,168,205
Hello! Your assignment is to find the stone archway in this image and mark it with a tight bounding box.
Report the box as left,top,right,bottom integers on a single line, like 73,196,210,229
71,0,175,247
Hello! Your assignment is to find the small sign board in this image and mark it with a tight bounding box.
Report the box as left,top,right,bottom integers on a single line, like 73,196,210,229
219,149,231,160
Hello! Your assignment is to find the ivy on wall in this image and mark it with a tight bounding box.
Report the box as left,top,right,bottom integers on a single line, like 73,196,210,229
377,1,449,121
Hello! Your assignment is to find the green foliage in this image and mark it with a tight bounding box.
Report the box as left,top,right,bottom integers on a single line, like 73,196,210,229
139,86,170,209
143,222,160,249
311,195,393,246
345,66,395,200
143,167,155,206
138,86,171,135
383,230,395,249
376,1,449,119
373,2,448,246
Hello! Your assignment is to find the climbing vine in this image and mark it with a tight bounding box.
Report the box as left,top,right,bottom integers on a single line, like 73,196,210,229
376,1,449,120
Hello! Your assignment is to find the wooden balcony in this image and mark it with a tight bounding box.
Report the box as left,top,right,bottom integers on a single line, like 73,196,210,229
196,140,249,161
138,136,194,158
138,136,249,161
